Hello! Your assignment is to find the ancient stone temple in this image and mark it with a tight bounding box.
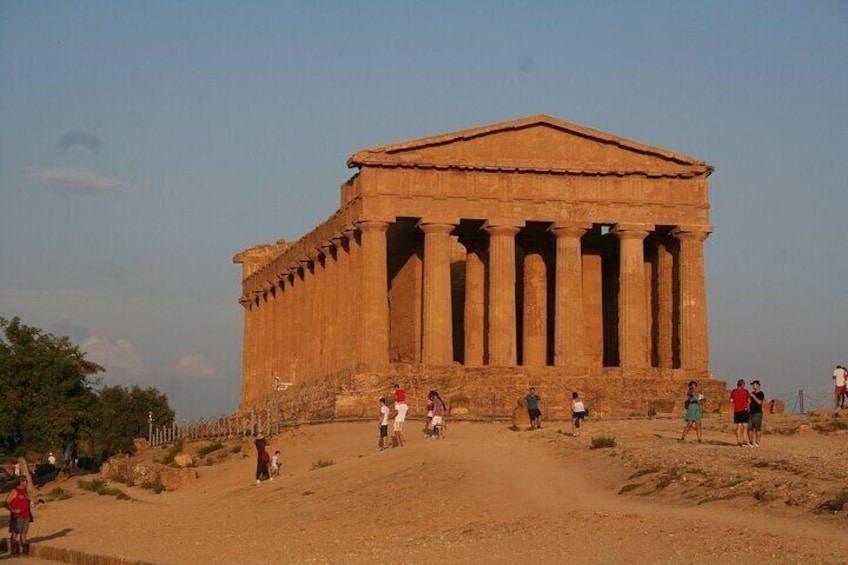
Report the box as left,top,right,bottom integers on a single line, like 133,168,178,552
234,115,726,421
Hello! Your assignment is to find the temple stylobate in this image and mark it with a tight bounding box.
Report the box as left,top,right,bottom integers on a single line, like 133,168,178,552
234,115,723,419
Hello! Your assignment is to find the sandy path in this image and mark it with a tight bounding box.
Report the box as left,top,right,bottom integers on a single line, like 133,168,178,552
21,420,848,564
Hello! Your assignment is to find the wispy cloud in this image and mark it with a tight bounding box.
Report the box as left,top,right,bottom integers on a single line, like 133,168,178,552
82,336,143,372
173,354,217,378
57,130,103,153
81,335,219,380
27,166,131,194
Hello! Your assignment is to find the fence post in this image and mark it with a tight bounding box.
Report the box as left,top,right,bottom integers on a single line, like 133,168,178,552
798,389,805,414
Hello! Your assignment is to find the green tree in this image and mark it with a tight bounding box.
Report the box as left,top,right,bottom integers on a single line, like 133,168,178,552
94,385,175,456
0,317,102,455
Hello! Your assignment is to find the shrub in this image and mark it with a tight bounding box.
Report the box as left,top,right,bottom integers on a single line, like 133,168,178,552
47,487,72,501
197,441,225,458
76,456,100,471
159,439,185,465
618,483,642,494
141,473,165,494
77,478,131,500
33,463,57,478
310,458,334,470
628,468,659,480
230,445,242,454
590,436,616,449
815,490,848,513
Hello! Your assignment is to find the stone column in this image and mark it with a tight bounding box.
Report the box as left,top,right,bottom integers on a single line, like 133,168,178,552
484,223,521,366
521,234,548,367
550,222,591,371
239,296,253,409
673,226,712,371
419,222,456,365
357,220,390,368
655,237,675,368
462,234,486,366
613,224,654,369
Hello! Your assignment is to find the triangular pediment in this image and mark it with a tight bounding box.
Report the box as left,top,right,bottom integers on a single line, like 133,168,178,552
348,115,711,177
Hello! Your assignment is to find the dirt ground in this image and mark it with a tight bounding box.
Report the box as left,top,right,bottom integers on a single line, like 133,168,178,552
12,412,848,564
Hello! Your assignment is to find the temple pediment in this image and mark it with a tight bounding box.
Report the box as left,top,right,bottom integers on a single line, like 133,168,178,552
348,115,711,178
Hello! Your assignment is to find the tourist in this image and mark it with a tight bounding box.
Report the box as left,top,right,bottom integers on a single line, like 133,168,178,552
832,365,847,410
525,387,543,430
270,450,281,479
6,475,32,557
378,398,390,451
12,462,20,477
748,380,765,447
392,397,408,448
47,452,56,467
431,391,447,439
423,391,435,438
571,392,587,436
678,381,703,443
254,432,267,484
730,379,752,447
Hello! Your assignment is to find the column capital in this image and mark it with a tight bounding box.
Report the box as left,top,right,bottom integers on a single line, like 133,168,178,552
550,222,592,238
356,219,391,234
613,223,654,240
672,225,713,242
483,223,521,237
417,221,456,235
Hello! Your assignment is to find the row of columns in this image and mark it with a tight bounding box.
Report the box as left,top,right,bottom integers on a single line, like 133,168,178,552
242,217,711,401
406,220,711,371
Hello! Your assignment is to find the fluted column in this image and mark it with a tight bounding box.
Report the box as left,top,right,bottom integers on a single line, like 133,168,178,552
655,237,675,368
550,223,591,371
484,223,520,366
357,220,390,368
521,234,548,367
419,222,456,365
613,224,653,369
673,226,712,371
462,234,486,366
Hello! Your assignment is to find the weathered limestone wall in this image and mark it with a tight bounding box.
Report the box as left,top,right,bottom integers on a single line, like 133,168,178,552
260,364,729,423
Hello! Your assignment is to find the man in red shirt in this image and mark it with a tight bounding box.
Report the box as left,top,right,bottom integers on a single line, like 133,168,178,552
730,379,753,447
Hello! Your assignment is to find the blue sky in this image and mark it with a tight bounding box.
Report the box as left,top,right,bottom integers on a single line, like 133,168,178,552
1,1,846,419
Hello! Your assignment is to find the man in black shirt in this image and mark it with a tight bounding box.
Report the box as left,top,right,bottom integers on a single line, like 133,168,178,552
748,380,766,447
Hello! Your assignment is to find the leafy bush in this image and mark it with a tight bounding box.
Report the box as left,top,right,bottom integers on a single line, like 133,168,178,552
33,463,57,478
230,445,242,454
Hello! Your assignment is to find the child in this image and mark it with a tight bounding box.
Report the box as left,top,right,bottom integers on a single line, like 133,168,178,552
423,391,435,438
270,450,281,479
679,380,703,443
378,398,390,450
431,391,447,439
571,392,587,436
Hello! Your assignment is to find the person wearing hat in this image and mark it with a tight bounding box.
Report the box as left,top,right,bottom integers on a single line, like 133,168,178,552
47,452,56,466
6,475,33,557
